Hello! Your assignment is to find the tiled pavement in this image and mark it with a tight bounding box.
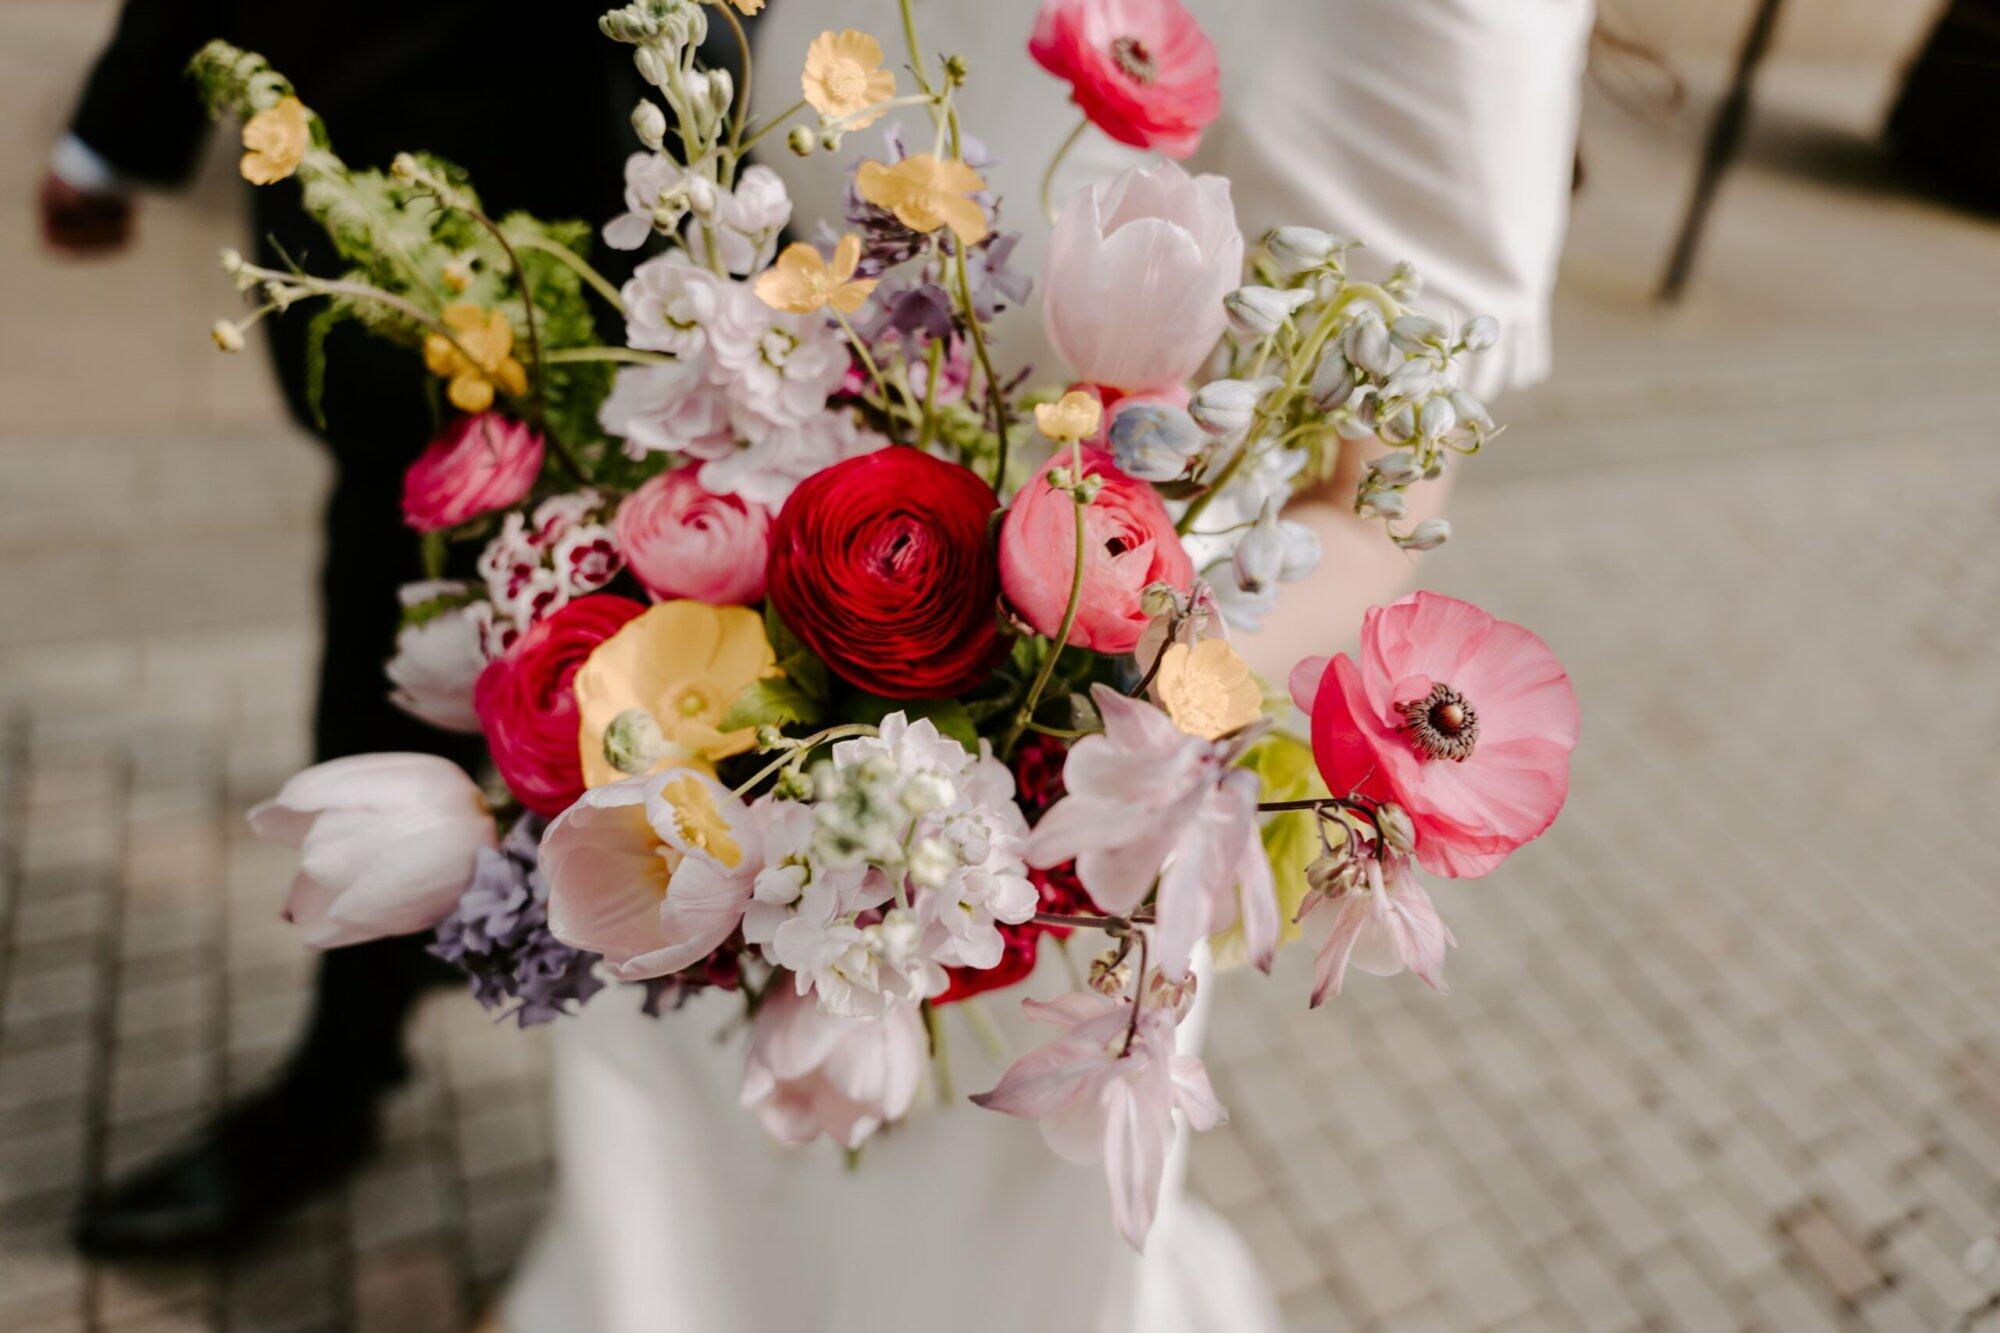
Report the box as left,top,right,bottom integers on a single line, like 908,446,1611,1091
5,7,2000,1329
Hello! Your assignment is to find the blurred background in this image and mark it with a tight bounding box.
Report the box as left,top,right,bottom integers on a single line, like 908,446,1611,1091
2,0,1998,1328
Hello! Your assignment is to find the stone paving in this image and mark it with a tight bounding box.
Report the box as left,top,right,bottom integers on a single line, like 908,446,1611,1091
5,5,2000,1329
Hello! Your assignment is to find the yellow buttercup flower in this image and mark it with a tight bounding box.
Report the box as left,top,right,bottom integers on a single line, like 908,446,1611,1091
855,154,989,246
754,236,878,315
572,600,777,790
239,97,309,185
1156,639,1263,740
422,304,529,414
803,30,896,129
1035,390,1103,445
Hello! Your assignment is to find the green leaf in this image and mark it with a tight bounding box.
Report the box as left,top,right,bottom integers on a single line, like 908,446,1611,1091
847,695,978,753
720,677,824,733
764,603,832,702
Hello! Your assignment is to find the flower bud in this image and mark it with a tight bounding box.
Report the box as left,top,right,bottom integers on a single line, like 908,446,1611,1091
603,707,668,775
1308,353,1357,412
1395,518,1451,552
754,724,786,751
631,99,668,150
1277,518,1322,582
1390,314,1449,351
907,836,957,890
1342,310,1400,378
210,320,245,353
685,174,719,219
1372,451,1422,486
1419,395,1458,441
943,54,970,85
1382,359,1440,403
1460,314,1500,353
1223,285,1312,338
1385,260,1422,298
1265,225,1341,275
1375,802,1416,854
1189,376,1279,436
632,44,669,87
773,765,813,801
1139,582,1185,620
1448,388,1493,434
703,68,735,119
219,247,245,275
1361,489,1408,520
1108,402,1205,481
900,771,957,816
1144,968,1197,1020
1088,949,1131,997
786,124,815,156
1232,500,1285,595
1379,405,1417,443
1305,852,1358,897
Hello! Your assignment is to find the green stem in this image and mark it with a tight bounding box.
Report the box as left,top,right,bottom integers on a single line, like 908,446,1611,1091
917,337,943,449
999,436,1089,759
959,999,1010,1062
739,98,809,155
832,310,906,437
542,346,674,366
899,0,935,98
514,235,627,315
950,243,1012,489
923,1000,954,1104
715,1,754,161
1039,115,1090,226
728,724,877,799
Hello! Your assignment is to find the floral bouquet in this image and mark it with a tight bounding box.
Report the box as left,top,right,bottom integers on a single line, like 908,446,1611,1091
196,0,1578,1249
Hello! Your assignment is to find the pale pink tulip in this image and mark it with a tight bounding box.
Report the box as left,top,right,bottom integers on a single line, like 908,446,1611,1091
1025,685,1277,980
1298,853,1454,1006
1042,161,1242,393
971,989,1223,1250
740,980,925,1150
540,768,760,981
249,753,496,948
1292,591,1579,878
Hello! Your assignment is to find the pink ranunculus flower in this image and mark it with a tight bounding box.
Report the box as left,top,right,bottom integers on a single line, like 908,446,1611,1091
740,979,925,1150
1026,686,1277,981
1000,446,1193,655
1291,591,1580,879
401,413,545,533
614,467,771,606
248,753,496,948
1029,0,1221,160
1298,852,1455,1006
1042,162,1242,393
971,989,1224,1251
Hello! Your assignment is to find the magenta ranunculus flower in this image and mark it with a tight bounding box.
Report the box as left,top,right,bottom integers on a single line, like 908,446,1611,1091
1029,0,1220,160
401,412,546,533
1291,592,1580,879
1000,445,1193,655
1042,162,1242,393
615,466,772,606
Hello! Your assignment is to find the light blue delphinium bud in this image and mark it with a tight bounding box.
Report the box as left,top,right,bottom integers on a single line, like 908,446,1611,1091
1108,402,1206,481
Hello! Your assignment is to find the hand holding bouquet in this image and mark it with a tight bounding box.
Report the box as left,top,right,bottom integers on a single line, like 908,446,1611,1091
195,0,1577,1250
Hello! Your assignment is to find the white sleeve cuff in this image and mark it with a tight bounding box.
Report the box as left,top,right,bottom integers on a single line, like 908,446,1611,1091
49,133,130,196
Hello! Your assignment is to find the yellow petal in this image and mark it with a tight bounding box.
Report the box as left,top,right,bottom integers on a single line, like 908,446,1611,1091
830,234,862,285
1036,390,1103,445
939,195,990,246
448,375,494,414
826,277,877,316
754,244,829,313
1158,639,1263,740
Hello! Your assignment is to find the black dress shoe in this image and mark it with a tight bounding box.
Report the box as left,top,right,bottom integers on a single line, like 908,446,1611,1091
72,1062,391,1258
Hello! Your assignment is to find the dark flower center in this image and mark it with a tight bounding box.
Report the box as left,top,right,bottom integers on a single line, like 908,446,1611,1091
1110,36,1157,84
1398,683,1479,763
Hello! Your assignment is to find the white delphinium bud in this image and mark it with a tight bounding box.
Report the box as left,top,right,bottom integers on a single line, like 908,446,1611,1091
1382,359,1440,404
210,320,246,353
900,771,956,816
1375,803,1417,855
1308,352,1357,412
1390,314,1449,352
1385,260,1421,298
1418,395,1458,442
632,44,670,88
1372,451,1422,486
1266,226,1347,276
907,836,958,891
704,68,735,120
1108,402,1206,481
1232,499,1286,595
1379,404,1417,444
1189,377,1279,436
1361,489,1408,520
630,99,668,150
1277,518,1322,582
1342,309,1400,378
1460,314,1500,353
1395,518,1451,552
1448,389,1493,435
684,174,719,220
1223,285,1312,338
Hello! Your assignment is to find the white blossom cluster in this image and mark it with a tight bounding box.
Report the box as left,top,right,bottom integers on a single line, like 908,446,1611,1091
741,717,1039,1018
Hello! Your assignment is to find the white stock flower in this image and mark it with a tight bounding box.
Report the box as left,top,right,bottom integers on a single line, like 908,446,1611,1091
598,359,736,459
604,151,687,251
694,409,886,510
707,284,848,430
621,251,727,357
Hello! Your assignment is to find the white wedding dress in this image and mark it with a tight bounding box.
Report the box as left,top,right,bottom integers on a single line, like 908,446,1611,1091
506,2,1589,1328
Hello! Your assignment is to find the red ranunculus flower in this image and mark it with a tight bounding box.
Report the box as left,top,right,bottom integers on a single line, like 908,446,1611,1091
1028,0,1221,160
474,593,645,818
766,447,1006,698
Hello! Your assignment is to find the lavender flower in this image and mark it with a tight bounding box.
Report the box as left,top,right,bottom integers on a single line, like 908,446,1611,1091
430,817,607,1027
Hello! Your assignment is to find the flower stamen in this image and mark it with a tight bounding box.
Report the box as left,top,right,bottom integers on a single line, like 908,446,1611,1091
1398,683,1479,762
1110,36,1157,84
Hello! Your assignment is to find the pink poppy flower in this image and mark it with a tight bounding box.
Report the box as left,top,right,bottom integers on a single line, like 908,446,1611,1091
999,447,1193,655
1291,592,1579,879
1042,162,1242,393
1029,0,1221,160
739,980,926,1150
401,413,545,533
971,989,1224,1250
615,466,772,606
1298,853,1454,1006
